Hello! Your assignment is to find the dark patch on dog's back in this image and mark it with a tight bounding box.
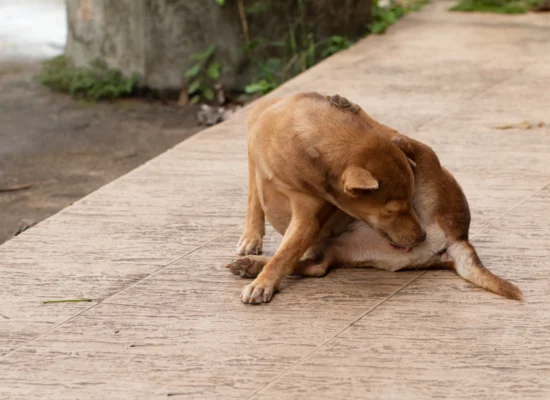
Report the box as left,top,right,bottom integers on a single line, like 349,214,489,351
327,94,360,113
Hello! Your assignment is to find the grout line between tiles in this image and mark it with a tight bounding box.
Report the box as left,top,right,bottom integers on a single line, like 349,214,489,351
247,271,426,399
411,62,532,132
0,225,239,362
247,180,550,398
1,4,546,381
470,179,550,240
246,58,544,400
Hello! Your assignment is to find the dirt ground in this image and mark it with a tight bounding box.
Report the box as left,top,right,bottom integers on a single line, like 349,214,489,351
0,60,204,244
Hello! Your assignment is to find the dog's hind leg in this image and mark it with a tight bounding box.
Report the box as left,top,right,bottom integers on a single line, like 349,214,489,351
446,241,523,300
237,150,265,255
293,252,333,277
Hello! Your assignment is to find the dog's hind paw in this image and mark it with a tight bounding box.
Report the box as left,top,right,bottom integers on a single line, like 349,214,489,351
226,256,267,278
236,235,263,255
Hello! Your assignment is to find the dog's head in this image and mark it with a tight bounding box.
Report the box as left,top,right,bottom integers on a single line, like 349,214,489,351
334,135,425,251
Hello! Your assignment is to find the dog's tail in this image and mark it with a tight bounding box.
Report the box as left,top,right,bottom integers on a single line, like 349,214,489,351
446,241,523,300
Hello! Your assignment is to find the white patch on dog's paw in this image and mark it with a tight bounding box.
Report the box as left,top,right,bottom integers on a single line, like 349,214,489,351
236,236,263,256
240,281,274,304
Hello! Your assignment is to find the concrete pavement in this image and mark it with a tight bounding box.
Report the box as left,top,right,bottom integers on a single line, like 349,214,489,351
1,2,549,399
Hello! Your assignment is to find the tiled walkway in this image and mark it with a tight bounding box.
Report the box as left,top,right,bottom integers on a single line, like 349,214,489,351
1,2,549,399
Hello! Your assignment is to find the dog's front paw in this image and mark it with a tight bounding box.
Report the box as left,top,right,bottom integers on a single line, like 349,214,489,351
226,256,265,278
236,235,263,255
240,279,275,304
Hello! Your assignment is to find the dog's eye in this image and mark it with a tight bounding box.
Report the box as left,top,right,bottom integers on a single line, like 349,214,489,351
385,200,402,214
351,188,374,197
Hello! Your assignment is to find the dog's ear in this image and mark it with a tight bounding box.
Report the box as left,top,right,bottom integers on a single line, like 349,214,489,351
392,135,416,169
342,166,379,197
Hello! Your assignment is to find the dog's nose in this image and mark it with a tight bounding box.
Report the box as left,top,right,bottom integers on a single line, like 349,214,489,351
416,229,427,245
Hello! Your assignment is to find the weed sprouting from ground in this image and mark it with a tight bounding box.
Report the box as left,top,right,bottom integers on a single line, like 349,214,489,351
38,56,139,100
243,0,428,96
185,45,222,104
449,0,544,13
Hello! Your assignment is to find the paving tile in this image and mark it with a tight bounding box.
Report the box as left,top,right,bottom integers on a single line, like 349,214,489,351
257,186,550,399
0,228,417,399
0,119,249,355
0,1,549,399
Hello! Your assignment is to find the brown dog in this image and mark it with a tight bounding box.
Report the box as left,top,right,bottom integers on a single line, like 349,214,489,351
231,92,428,304
229,92,522,304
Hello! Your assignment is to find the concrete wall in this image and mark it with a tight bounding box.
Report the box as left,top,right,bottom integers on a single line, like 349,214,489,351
66,1,146,79
142,0,244,92
65,0,371,94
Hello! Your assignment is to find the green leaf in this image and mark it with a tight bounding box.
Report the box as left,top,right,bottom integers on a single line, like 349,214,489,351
188,79,202,94
206,61,221,80
245,80,276,95
369,21,387,34
394,6,407,18
241,38,262,52
449,0,529,14
190,45,216,62
204,45,216,59
190,95,200,104
259,58,282,80
244,82,265,94
288,29,297,54
190,53,206,61
43,298,92,304
185,64,201,78
385,11,397,24
216,0,225,5
322,46,336,58
330,35,346,45
203,87,215,101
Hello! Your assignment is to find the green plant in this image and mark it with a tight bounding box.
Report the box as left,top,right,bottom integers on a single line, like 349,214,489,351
245,79,278,95
224,0,429,98
244,33,351,96
449,0,541,13
369,0,409,34
38,56,139,100
244,57,280,95
185,45,222,104
322,35,353,58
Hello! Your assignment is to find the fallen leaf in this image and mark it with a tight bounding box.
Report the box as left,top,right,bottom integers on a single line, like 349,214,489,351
492,120,545,130
13,219,37,236
43,299,92,304
518,121,532,130
0,183,33,193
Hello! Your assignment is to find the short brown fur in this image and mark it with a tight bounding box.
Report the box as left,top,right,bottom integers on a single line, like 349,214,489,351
231,92,522,303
